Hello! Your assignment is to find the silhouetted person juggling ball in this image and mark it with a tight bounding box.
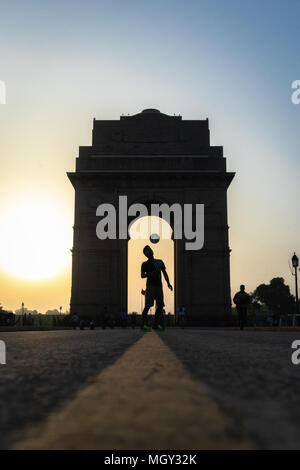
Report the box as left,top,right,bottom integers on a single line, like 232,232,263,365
140,245,173,331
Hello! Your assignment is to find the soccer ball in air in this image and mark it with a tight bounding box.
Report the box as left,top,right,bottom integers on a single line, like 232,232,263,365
150,233,160,244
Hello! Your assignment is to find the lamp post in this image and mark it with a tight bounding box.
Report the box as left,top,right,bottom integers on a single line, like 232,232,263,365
292,253,299,327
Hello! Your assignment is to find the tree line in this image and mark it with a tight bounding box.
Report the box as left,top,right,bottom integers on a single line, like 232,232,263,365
246,277,298,324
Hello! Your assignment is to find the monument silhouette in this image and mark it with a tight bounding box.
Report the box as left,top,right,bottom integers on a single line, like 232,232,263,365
68,109,234,325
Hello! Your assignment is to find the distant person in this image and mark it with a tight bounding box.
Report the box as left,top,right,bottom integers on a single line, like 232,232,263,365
101,306,109,329
131,312,137,329
90,320,96,330
79,319,85,330
178,306,186,328
27,313,33,326
273,312,280,327
71,313,79,330
141,245,173,331
109,313,115,329
233,285,250,330
121,308,127,328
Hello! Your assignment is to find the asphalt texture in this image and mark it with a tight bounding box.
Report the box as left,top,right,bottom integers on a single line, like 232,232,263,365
162,328,300,450
13,332,250,450
0,329,142,449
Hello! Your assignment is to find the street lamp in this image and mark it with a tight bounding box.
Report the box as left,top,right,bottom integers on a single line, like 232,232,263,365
292,253,299,327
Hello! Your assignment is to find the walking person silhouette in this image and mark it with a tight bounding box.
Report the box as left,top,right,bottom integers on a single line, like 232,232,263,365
141,245,173,331
233,284,250,330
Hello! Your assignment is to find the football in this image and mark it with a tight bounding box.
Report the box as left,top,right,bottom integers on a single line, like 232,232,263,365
150,233,160,244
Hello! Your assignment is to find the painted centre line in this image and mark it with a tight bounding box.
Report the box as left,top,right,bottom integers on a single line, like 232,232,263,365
14,332,251,450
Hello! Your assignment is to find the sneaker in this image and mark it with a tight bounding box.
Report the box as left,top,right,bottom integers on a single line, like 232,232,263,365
141,325,151,331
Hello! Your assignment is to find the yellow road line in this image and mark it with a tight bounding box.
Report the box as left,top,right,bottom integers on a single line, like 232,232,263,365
14,332,251,450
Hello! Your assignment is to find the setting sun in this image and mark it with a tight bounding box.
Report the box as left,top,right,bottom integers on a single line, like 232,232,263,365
0,197,72,281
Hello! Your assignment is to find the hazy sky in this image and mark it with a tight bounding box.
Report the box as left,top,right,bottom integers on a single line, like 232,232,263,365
0,0,299,312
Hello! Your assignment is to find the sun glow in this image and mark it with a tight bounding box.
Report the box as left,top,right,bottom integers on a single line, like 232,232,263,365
0,196,72,281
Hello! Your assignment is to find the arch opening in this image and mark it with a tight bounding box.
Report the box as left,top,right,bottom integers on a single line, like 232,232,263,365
127,216,175,320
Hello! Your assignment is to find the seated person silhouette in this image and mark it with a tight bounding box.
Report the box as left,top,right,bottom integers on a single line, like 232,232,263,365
141,245,173,331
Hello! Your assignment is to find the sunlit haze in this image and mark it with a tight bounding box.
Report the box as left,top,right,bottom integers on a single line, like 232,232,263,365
0,196,72,280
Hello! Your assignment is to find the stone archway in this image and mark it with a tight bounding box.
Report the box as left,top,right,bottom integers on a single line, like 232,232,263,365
68,108,234,325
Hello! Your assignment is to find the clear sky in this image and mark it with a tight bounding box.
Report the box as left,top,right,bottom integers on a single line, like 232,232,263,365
0,0,299,313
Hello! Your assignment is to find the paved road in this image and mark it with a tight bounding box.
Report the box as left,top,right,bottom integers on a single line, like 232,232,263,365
163,329,300,449
1,328,300,449
13,332,250,450
0,329,142,449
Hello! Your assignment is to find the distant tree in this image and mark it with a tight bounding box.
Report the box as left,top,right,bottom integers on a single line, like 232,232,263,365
253,278,295,320
0,303,13,315
0,303,14,326
249,294,261,312
0,303,8,314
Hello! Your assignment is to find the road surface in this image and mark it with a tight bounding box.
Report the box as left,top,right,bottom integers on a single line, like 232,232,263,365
0,328,299,449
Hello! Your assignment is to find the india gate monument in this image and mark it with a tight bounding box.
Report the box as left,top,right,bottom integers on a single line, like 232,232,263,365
67,109,235,325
